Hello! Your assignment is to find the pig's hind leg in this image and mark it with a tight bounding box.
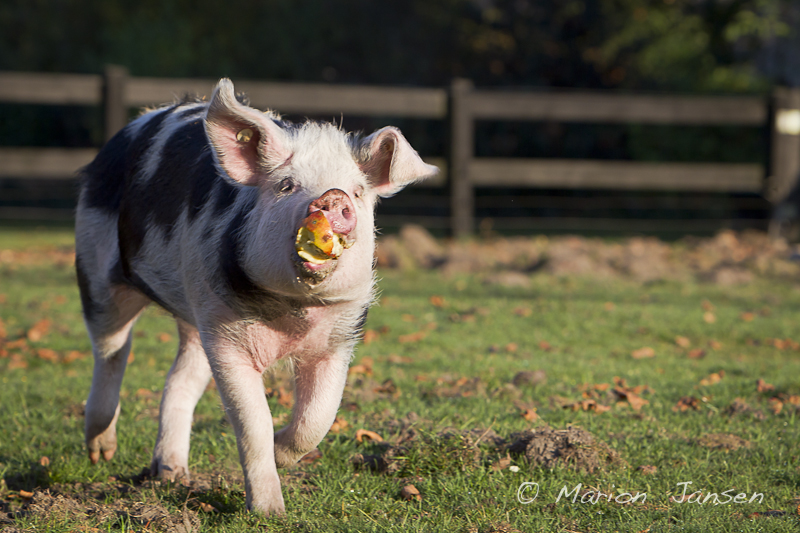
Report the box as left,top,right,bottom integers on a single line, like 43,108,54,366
80,270,149,464
151,320,212,481
273,351,350,467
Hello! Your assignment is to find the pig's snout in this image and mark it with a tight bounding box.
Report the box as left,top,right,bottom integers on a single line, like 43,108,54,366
308,189,356,237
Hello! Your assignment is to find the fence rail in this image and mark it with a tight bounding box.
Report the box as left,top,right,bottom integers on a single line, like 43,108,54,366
1,67,798,235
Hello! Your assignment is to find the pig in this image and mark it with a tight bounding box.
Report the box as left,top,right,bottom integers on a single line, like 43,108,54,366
75,78,438,515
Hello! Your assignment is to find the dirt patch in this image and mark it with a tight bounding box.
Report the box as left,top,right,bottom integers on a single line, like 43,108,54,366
696,433,752,451
506,426,625,473
375,226,800,284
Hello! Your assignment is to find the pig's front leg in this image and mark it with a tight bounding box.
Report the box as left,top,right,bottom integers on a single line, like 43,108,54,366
202,334,284,515
274,350,350,467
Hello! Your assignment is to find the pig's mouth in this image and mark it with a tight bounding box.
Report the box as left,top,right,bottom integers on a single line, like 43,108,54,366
294,210,353,283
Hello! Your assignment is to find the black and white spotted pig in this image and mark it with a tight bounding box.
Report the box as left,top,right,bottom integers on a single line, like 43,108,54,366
75,79,437,515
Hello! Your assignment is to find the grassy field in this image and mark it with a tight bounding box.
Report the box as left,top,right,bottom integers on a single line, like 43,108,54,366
1,227,800,532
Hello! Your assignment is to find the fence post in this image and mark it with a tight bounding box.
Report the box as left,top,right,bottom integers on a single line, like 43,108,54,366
767,87,800,203
103,65,129,142
449,78,474,238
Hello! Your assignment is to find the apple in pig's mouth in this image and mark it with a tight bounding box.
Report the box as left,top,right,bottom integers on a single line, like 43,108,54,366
294,210,352,283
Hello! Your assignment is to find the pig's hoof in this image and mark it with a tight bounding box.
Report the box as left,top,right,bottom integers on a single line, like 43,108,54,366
86,429,117,464
247,498,286,516
150,459,190,484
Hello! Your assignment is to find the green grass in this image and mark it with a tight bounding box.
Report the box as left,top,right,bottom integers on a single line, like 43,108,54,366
2,227,800,532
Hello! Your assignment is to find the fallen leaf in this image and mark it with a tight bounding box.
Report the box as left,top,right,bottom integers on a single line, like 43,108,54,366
277,387,293,409
355,429,383,444
387,354,412,364
631,347,655,359
521,408,538,422
39,456,50,467
63,350,87,364
604,302,615,311
36,348,59,362
429,295,446,308
538,341,552,351
740,312,755,322
769,398,783,415
330,416,349,433
363,330,380,345
687,349,706,359
673,396,700,412
157,332,172,343
19,490,33,499
400,484,421,501
708,340,722,350
514,307,532,317
491,455,512,471
749,510,786,519
675,336,691,348
26,319,51,342
399,331,427,344
699,371,724,386
702,300,715,311
756,379,775,393
637,465,657,475
199,501,218,513
703,312,716,324
348,364,373,377
504,342,518,353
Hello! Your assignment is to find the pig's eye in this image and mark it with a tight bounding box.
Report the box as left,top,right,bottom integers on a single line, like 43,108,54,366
354,186,364,199
278,179,295,194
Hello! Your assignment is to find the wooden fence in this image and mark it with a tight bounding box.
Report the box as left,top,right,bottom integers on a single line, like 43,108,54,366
1,66,799,235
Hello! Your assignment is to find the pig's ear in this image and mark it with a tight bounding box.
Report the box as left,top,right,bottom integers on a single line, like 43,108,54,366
205,78,292,186
359,127,439,198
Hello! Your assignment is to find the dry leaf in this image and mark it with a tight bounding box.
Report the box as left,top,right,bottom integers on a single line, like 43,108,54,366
631,347,655,359
39,456,50,467
756,379,775,393
348,364,373,377
399,331,427,344
637,465,657,475
355,429,383,444
769,398,783,415
19,490,33,499
157,332,172,343
400,484,421,501
504,343,518,354
521,408,538,422
514,307,532,317
429,295,446,308
699,371,724,386
740,312,755,322
387,354,412,364
330,416,349,433
701,300,715,311
199,502,217,513
63,350,86,364
538,341,552,351
277,387,293,409
36,348,59,362
363,330,380,345
675,336,691,348
604,302,615,311
708,340,722,350
673,396,700,412
687,349,706,359
491,455,512,471
703,312,716,324
26,319,51,342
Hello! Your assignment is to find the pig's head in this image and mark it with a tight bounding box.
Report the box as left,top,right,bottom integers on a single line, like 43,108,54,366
205,79,438,302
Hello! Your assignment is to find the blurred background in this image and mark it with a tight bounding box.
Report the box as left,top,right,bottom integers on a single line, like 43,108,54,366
1,0,799,238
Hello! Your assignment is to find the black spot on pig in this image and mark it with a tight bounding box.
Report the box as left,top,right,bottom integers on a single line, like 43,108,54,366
82,107,175,213
75,255,99,322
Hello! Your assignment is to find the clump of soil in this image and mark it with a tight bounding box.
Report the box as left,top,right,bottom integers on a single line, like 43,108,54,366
505,426,624,473
696,433,751,451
